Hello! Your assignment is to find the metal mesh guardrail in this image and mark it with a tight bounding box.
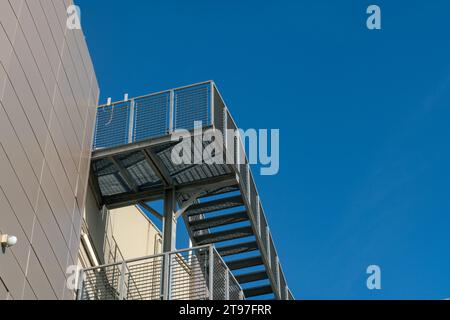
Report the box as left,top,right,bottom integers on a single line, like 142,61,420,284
93,82,213,150
77,245,243,300
94,102,131,149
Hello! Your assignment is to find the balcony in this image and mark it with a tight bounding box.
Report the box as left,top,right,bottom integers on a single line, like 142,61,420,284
78,245,243,300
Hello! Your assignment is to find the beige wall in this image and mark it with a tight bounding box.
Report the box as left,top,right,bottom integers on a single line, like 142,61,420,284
108,206,162,260
0,0,99,300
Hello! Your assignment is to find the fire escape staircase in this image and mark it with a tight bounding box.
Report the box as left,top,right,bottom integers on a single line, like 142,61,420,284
89,81,293,300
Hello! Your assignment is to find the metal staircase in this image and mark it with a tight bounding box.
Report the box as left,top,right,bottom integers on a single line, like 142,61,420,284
89,81,294,300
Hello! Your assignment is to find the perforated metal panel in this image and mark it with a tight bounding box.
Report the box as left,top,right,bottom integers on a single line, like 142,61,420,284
94,102,130,149
174,83,211,130
134,93,170,142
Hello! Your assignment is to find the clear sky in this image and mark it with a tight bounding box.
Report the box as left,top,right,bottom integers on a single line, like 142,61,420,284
77,0,450,299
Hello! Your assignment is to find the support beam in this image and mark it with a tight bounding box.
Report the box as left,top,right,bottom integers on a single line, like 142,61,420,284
109,156,138,192
142,148,172,187
162,188,177,252
139,202,163,221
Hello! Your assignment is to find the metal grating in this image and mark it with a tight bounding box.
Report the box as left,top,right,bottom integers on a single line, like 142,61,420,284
94,102,130,149
170,250,209,300
78,245,243,301
134,93,170,142
174,83,211,130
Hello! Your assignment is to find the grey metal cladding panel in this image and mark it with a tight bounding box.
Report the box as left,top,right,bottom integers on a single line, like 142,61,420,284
40,162,73,244
56,69,84,141
35,194,71,269
0,105,40,207
31,221,67,299
5,55,49,151
15,2,57,99
53,87,83,152
64,30,91,99
0,248,26,300
50,104,81,179
0,279,8,300
22,280,37,300
44,140,77,212
0,148,36,238
0,66,45,175
47,113,79,192
20,3,83,165
39,0,66,56
24,0,61,76
60,41,87,117
0,188,32,270
0,1,19,49
0,25,13,70
11,28,53,123
26,249,57,300
9,0,24,14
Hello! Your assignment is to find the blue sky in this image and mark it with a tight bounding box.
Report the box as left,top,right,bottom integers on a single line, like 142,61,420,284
77,0,450,299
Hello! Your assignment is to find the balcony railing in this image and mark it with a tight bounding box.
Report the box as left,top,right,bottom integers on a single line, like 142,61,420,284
77,245,244,300
93,81,213,150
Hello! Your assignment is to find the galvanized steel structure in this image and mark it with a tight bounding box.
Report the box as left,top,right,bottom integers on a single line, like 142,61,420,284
86,81,293,300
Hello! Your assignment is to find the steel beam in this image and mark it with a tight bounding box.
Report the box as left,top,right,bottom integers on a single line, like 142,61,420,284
163,188,177,252
142,148,172,186
109,156,139,192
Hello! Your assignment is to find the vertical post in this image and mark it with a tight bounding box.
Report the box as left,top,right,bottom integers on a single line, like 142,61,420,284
162,188,176,300
256,196,261,236
162,252,171,300
276,258,281,299
266,227,271,269
118,261,126,300
162,188,177,252
210,81,215,126
246,166,251,204
223,107,228,148
169,90,175,133
76,269,85,300
209,245,214,300
128,99,135,143
285,286,289,301
225,269,230,300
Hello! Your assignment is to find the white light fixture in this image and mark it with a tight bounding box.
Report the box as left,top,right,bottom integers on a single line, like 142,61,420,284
1,234,18,248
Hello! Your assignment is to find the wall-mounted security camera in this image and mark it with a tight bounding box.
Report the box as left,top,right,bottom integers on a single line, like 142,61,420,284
1,234,18,248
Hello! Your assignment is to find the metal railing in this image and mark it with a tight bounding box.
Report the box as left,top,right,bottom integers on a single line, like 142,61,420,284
77,245,244,300
93,81,213,150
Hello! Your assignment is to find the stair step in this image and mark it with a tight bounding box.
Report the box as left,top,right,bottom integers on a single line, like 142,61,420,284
194,226,254,245
226,256,263,271
244,285,273,298
186,195,244,217
216,241,259,257
235,270,269,284
190,211,249,232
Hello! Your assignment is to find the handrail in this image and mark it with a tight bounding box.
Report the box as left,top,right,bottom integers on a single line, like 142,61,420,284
98,80,214,108
82,244,212,272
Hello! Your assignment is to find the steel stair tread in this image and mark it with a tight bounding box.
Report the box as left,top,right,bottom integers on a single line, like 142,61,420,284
193,226,254,245
216,241,259,257
189,211,249,232
243,285,273,298
235,270,269,284
186,195,244,217
226,256,264,271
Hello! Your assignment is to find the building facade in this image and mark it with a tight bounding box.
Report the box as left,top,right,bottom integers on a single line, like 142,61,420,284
0,0,99,300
